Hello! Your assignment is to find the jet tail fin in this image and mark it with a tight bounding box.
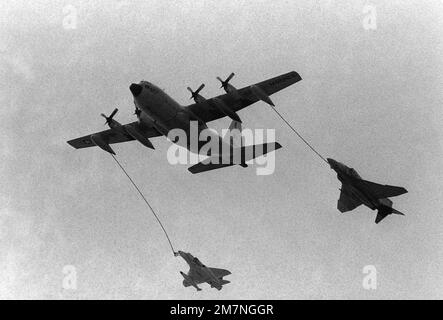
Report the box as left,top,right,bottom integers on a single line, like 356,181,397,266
375,209,389,224
391,208,405,216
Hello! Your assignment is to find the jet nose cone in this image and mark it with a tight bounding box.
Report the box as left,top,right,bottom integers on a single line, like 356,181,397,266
326,158,336,168
129,83,142,97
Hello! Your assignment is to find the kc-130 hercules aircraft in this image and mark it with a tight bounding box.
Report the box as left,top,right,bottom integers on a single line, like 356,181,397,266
175,250,231,291
327,158,408,224
67,71,302,173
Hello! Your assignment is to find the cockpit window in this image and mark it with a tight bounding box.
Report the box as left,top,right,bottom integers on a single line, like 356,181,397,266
193,257,205,267
141,81,159,94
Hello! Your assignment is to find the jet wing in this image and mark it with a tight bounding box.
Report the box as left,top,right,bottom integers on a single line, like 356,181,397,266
353,179,408,199
186,265,206,284
337,184,363,213
67,121,161,149
186,266,231,285
209,267,231,278
185,71,302,123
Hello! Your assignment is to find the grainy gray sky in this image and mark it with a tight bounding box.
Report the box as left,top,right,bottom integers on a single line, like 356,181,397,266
1,0,442,299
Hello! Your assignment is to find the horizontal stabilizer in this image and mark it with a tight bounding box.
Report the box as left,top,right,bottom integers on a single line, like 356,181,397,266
375,205,405,224
188,163,233,174
241,142,282,162
188,142,282,174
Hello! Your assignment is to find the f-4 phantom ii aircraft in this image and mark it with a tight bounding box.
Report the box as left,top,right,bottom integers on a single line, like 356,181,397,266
174,250,231,291
67,71,302,173
327,158,408,224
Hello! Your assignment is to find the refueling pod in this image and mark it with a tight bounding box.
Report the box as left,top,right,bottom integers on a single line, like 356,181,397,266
250,84,275,107
124,123,155,149
90,133,115,154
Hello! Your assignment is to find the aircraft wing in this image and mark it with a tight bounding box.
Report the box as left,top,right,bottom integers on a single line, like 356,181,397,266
67,121,161,149
185,71,302,123
337,184,363,213
186,266,231,285
186,265,206,284
209,267,231,278
354,179,408,199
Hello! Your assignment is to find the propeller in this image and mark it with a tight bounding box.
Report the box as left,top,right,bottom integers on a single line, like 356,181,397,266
134,107,141,117
187,83,205,100
217,72,235,89
101,108,118,126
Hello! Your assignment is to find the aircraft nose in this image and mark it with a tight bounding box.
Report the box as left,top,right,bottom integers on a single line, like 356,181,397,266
326,158,335,167
129,83,142,97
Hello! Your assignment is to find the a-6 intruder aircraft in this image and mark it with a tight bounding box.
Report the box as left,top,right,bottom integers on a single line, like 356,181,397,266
67,71,302,173
174,250,231,291
327,158,408,224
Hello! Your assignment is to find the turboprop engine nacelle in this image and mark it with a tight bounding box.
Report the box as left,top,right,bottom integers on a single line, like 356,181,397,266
187,84,206,104
250,85,275,107
217,73,242,100
213,97,242,123
101,108,124,129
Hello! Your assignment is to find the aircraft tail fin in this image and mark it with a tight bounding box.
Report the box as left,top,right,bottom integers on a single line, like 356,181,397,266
210,279,230,291
391,208,405,216
222,120,243,147
188,142,282,174
375,209,390,224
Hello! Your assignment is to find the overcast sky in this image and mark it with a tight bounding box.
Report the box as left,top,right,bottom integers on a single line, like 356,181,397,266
1,0,442,299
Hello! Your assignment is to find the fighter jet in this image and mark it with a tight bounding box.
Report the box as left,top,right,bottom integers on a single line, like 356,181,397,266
67,71,302,173
327,158,408,224
174,250,231,291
